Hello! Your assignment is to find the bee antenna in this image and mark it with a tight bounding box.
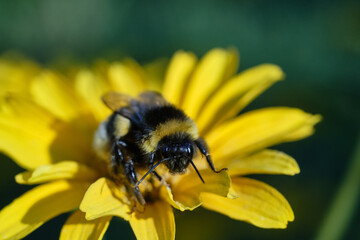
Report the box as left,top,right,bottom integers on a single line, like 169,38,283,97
136,157,171,187
189,159,205,184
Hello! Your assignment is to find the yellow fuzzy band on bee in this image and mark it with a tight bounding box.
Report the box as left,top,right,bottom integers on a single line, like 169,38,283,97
142,119,199,153
114,115,131,138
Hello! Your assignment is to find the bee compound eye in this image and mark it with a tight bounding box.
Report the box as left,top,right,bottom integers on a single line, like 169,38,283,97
188,145,193,154
160,145,170,158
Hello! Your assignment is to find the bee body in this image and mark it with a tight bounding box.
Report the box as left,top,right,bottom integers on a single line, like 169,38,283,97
93,91,224,205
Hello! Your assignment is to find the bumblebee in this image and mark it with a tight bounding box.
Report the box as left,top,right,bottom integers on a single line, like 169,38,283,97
93,91,224,205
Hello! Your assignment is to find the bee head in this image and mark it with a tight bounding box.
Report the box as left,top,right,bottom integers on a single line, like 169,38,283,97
157,134,195,174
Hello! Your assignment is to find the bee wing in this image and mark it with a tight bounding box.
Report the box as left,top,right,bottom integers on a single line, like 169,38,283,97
101,91,133,111
138,91,170,107
102,91,170,113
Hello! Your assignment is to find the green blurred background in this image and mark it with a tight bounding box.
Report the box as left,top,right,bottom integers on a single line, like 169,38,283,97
0,0,359,239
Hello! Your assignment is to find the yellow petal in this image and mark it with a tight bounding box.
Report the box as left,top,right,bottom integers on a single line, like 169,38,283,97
123,59,149,89
80,177,131,221
226,149,300,176
0,95,95,169
282,114,322,141
50,119,96,165
202,177,294,229
0,94,53,124
206,107,321,164
108,61,145,96
223,47,240,81
0,96,57,170
161,169,230,211
0,180,90,240
31,71,83,121
15,161,99,185
181,48,233,119
130,201,175,240
74,70,111,122
0,56,39,96
60,210,111,240
197,64,284,134
162,51,197,106
142,58,168,92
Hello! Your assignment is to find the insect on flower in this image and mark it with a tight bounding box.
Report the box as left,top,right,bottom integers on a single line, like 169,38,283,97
93,91,226,205
0,48,321,240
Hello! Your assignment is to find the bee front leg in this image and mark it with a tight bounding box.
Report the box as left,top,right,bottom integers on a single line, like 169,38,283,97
112,140,146,206
123,160,146,206
147,152,163,182
195,138,227,173
115,140,140,186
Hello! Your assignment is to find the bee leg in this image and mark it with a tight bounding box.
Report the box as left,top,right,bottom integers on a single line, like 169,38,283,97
147,152,162,182
123,160,146,206
151,170,162,181
114,140,146,206
110,141,123,175
149,152,163,182
195,138,227,173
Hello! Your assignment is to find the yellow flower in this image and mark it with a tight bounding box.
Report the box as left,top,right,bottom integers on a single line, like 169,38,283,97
0,49,321,240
